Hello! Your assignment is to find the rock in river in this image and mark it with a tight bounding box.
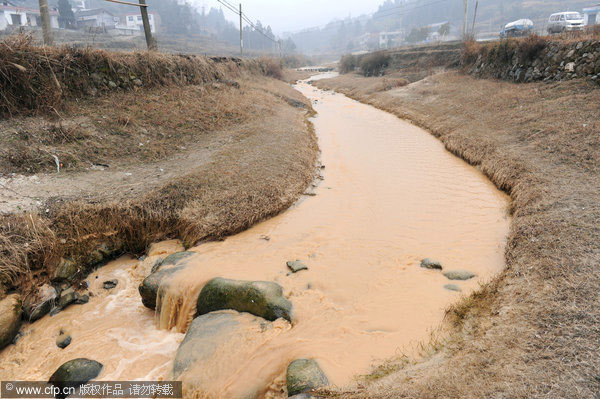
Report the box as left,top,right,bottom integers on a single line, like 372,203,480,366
151,251,195,273
56,332,72,349
103,279,118,289
443,270,476,281
287,260,308,273
49,358,103,390
286,358,329,396
172,311,270,377
443,284,461,292
139,265,185,310
420,258,442,270
196,277,292,322
0,294,22,349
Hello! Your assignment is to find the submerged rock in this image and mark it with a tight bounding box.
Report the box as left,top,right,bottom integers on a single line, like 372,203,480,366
420,258,442,270
49,358,103,390
443,284,461,292
287,260,308,273
139,265,185,310
286,358,329,396
0,294,22,349
56,332,72,349
196,277,292,322
151,251,195,273
443,270,476,281
103,279,118,289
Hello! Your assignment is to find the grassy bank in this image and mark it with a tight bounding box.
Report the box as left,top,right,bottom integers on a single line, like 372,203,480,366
0,39,319,299
314,72,599,397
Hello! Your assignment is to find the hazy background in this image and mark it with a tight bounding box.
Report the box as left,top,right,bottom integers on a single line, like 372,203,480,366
194,0,379,33
9,0,593,56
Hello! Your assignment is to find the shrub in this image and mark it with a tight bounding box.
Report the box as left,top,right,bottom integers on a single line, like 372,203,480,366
339,54,357,74
259,57,283,80
461,38,481,65
359,52,390,77
518,34,546,62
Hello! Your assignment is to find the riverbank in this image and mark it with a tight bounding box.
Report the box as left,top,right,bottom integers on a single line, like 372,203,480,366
0,39,319,309
314,72,600,397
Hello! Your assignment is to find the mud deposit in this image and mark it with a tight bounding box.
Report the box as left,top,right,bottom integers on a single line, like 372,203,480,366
0,76,510,398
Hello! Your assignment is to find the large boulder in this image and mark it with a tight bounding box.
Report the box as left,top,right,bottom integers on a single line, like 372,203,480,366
151,251,195,273
172,311,265,377
196,278,292,322
49,358,103,393
139,265,185,310
172,311,283,398
286,359,329,396
0,294,22,349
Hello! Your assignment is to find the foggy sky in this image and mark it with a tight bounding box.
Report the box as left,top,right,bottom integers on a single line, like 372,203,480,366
196,0,379,33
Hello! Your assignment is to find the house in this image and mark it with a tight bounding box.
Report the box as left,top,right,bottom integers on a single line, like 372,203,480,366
122,12,157,33
358,32,379,50
75,8,117,30
379,31,403,49
0,2,59,31
583,4,600,25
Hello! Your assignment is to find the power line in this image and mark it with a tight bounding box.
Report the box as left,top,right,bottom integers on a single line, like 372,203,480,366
215,0,278,43
215,0,238,15
373,0,452,19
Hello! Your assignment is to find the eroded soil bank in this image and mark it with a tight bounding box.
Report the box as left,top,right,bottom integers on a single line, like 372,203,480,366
314,72,600,398
0,78,509,398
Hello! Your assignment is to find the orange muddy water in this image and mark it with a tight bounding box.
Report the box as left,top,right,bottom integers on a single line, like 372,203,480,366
0,76,510,398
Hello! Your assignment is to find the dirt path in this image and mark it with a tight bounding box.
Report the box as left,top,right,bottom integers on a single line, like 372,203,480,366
0,124,242,213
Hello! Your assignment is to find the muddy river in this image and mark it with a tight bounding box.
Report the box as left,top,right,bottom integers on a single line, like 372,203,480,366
0,76,510,398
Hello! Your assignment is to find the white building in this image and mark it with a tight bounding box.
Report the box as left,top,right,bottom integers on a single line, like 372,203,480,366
379,31,403,49
583,4,600,25
0,2,59,31
75,8,118,30
123,12,156,33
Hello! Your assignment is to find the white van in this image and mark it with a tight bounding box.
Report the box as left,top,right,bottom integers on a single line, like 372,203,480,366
547,12,585,33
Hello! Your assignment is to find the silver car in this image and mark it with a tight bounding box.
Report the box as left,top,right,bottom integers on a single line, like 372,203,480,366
547,12,585,33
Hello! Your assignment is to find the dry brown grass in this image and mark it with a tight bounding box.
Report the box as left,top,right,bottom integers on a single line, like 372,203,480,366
314,71,600,397
0,34,268,118
0,81,258,174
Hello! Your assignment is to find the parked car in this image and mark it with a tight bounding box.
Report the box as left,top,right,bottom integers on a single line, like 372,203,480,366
547,12,585,33
500,19,534,38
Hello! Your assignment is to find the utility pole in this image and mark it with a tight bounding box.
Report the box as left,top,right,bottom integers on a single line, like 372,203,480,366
463,0,469,39
278,40,281,58
471,0,479,37
38,0,53,45
138,0,157,50
239,3,243,56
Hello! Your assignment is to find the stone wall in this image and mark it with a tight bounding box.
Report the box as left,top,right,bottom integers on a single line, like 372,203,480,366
463,37,600,84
